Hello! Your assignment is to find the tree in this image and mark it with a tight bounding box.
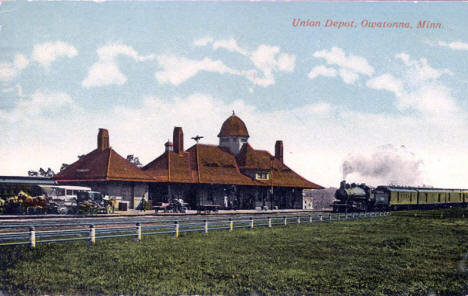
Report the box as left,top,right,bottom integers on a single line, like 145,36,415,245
126,154,142,167
27,168,55,177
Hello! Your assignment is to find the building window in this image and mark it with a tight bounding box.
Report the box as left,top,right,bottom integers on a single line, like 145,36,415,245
256,172,270,180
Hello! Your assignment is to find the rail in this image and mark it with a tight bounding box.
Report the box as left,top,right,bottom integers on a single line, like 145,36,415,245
0,212,390,248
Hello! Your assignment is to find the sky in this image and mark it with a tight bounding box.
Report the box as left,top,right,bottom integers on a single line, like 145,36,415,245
1,1,468,188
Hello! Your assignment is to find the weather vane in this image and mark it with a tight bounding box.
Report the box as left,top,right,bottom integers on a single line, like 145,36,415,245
191,135,204,143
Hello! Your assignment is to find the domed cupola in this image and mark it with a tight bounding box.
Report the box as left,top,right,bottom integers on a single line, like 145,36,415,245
218,111,249,155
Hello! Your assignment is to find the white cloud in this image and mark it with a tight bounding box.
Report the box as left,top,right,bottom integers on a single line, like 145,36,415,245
185,38,295,87
276,53,296,72
395,53,451,82
212,38,249,56
0,89,74,122
0,63,16,81
406,84,457,114
338,68,360,84
367,53,459,119
366,74,403,96
96,44,154,62
245,45,294,87
16,84,23,97
314,47,374,76
155,56,239,86
82,43,154,88
32,41,77,69
0,54,29,81
437,40,468,51
193,36,213,47
14,54,29,71
303,102,333,114
250,45,279,71
312,47,374,84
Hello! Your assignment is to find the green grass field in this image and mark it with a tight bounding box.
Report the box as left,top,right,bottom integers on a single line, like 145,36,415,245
1,209,467,295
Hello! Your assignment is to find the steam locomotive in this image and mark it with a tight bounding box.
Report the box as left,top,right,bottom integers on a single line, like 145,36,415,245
333,180,468,212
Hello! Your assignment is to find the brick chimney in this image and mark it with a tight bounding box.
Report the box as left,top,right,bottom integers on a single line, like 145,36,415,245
275,140,283,163
97,128,110,151
173,127,184,154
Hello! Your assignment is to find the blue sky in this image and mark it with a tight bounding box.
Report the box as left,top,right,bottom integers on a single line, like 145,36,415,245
1,1,468,187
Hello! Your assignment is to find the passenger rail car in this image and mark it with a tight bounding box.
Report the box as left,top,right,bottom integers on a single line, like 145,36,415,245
333,181,468,212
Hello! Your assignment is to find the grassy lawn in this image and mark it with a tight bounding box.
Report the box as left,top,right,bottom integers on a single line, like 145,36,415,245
1,209,467,295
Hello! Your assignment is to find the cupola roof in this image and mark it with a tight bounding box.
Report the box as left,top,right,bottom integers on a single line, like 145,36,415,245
217,112,249,138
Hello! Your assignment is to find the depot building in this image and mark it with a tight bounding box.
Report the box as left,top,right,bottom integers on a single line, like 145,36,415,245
54,113,323,209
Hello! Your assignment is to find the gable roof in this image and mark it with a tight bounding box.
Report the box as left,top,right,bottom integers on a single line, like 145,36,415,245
54,148,154,182
189,144,257,185
237,144,323,189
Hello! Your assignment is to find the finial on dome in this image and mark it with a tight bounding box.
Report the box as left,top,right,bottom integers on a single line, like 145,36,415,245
232,110,235,116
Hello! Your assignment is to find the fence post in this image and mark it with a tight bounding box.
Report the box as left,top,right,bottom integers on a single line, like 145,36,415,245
174,221,179,238
268,217,272,228
329,214,332,221
29,227,36,249
89,224,95,246
283,216,287,226
309,215,312,223
136,222,142,242
250,217,254,229
204,220,208,235
297,216,301,224
320,215,323,222
229,218,233,232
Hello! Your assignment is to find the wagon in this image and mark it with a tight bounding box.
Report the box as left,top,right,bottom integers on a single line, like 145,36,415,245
153,199,188,213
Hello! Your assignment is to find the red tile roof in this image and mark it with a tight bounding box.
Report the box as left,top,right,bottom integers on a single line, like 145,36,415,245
190,144,257,185
142,150,196,183
54,148,154,182
237,144,323,189
143,143,323,189
218,115,249,137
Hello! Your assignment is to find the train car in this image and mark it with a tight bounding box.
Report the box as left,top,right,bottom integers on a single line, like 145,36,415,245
457,190,468,207
333,181,468,212
374,186,418,210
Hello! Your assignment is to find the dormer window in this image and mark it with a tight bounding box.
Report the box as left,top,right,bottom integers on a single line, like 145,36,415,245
256,172,270,180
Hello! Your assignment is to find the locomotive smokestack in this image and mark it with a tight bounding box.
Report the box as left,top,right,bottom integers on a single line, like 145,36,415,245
340,180,346,190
